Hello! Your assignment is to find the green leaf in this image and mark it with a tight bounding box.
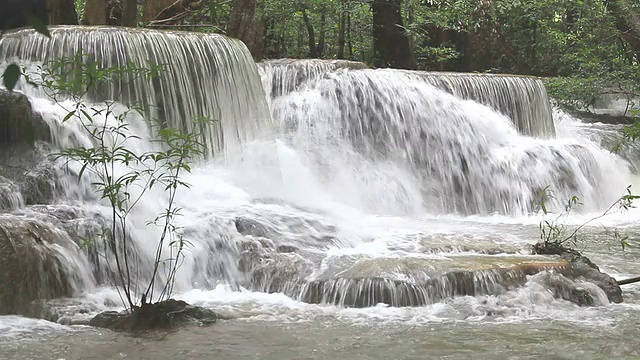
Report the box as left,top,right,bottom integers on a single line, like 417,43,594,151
25,14,51,38
63,110,76,122
2,64,21,92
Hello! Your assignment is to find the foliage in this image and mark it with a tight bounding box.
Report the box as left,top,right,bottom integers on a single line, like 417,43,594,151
24,53,207,309
537,186,639,250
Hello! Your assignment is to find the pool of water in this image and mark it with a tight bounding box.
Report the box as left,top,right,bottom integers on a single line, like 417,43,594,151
2,219,639,360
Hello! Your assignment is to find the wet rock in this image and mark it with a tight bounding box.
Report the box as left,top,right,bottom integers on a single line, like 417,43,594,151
0,90,51,147
277,244,298,253
531,271,608,307
0,176,23,210
20,164,58,205
570,109,635,125
297,255,571,308
235,216,280,239
89,299,217,332
238,238,313,294
301,277,429,307
19,205,119,285
0,214,83,315
532,241,623,303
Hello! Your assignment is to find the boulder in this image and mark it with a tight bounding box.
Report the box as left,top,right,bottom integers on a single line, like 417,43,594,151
532,241,623,303
0,90,51,147
0,214,85,315
238,237,313,294
89,299,217,332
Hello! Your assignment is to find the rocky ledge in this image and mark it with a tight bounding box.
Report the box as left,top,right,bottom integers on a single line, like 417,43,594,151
89,299,218,332
532,241,623,304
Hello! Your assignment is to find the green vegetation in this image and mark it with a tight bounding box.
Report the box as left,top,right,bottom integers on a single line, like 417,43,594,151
20,53,207,310
1,1,635,101
537,186,639,250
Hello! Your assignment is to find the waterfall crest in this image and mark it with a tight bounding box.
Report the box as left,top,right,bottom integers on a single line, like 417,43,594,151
0,26,272,157
414,71,555,138
259,59,368,100
260,60,554,138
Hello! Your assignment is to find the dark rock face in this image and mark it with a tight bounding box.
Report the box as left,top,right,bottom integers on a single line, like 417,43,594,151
571,109,636,125
532,241,623,304
0,214,81,315
0,90,51,147
89,299,217,332
0,91,68,206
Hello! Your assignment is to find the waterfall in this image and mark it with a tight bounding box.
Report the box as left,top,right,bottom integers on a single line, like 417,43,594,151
414,72,555,138
259,59,368,100
260,60,555,138
0,26,634,318
0,26,272,157
271,69,628,215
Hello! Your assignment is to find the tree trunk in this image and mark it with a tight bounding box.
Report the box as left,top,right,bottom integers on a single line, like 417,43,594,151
228,0,260,59
347,11,353,59
316,5,326,57
372,0,414,69
46,0,79,25
337,0,346,59
605,0,640,60
407,1,416,69
301,8,318,58
121,0,138,27
253,0,266,60
144,0,176,21
82,0,108,25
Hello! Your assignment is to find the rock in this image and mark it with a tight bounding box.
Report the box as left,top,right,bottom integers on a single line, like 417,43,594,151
295,254,570,308
0,213,88,315
0,176,23,210
235,216,280,239
20,163,58,205
532,241,623,303
0,90,51,147
238,238,313,294
530,271,606,307
569,109,636,125
89,299,217,332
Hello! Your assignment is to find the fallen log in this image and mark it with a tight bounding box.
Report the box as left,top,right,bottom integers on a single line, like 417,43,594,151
617,276,640,286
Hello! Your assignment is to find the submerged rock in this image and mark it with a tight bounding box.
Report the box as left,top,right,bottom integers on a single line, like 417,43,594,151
532,241,623,303
296,255,571,308
89,299,217,332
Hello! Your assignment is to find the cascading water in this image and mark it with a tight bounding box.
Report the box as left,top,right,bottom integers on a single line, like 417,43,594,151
0,26,272,157
271,69,628,215
0,27,638,339
259,58,368,100
260,59,555,138
414,71,556,138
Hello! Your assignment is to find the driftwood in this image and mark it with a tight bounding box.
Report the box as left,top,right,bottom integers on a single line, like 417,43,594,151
617,276,640,286
149,0,205,26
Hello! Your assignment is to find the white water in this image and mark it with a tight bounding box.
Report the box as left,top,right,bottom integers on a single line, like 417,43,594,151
0,26,272,158
4,76,634,329
1,28,639,344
